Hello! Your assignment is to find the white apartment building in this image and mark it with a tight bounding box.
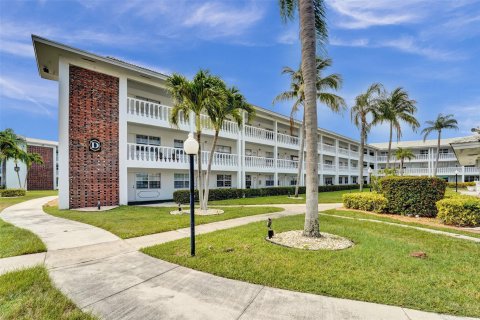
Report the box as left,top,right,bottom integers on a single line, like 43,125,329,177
31,35,479,209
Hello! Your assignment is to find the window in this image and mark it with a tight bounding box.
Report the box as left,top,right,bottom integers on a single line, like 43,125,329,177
324,177,333,185
245,175,252,188
353,176,358,184
324,160,333,165
136,135,161,146
420,149,428,155
439,148,449,154
136,173,161,189
174,139,184,149
174,173,189,189
215,145,231,154
135,96,161,104
265,175,274,187
290,178,297,186
217,174,232,187
265,151,274,158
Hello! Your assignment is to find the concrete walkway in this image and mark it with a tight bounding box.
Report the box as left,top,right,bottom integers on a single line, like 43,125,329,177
0,198,478,320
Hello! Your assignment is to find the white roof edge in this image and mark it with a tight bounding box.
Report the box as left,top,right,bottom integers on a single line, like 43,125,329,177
25,137,58,146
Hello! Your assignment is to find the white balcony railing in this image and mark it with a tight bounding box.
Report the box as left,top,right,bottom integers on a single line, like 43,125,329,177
349,150,359,157
322,144,336,154
323,164,336,171
245,156,275,168
245,125,274,141
338,148,349,156
339,165,349,172
465,167,480,174
437,153,457,160
127,97,188,125
200,114,239,135
127,143,237,167
277,133,299,146
277,159,299,169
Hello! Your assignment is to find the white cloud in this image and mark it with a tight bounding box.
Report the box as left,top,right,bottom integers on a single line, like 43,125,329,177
381,36,463,61
443,103,480,136
329,37,369,47
277,27,298,45
0,40,34,57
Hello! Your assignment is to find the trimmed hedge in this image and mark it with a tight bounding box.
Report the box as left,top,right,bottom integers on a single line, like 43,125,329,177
379,176,446,217
173,185,360,204
342,192,388,213
437,196,480,227
447,181,476,189
0,189,26,197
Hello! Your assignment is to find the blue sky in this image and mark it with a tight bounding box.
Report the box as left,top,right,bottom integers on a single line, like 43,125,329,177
0,0,479,143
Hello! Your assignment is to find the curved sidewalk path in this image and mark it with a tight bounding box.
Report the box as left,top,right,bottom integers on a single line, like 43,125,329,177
0,197,478,320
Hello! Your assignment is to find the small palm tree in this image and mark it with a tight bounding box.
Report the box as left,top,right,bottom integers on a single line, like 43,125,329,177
279,0,328,238
0,128,27,189
394,148,415,176
373,87,419,168
23,152,44,189
351,83,383,190
167,70,227,211
274,57,345,198
421,114,458,176
203,86,255,209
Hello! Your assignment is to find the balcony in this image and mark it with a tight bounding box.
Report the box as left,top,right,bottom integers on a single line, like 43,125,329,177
349,150,359,158
127,97,189,129
338,148,349,157
245,156,275,171
199,114,239,138
322,164,336,172
338,165,349,172
437,167,462,175
126,143,238,170
244,125,274,144
277,133,299,148
465,167,480,174
277,159,299,172
321,144,336,155
437,153,457,161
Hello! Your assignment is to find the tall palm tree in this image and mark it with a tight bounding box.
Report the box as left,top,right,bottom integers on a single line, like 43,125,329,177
274,58,345,197
23,152,44,189
203,86,255,209
0,128,27,188
279,0,328,238
167,70,227,211
421,114,458,176
394,147,415,176
350,83,383,191
373,87,419,168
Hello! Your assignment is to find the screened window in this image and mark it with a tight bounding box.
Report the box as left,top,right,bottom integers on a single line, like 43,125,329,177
136,135,161,146
174,139,184,149
245,175,252,188
174,173,189,189
217,174,232,187
265,151,274,158
325,177,333,185
215,145,232,154
265,175,274,187
136,173,161,189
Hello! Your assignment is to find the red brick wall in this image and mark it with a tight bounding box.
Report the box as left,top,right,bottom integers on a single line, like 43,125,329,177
27,145,54,190
69,65,119,209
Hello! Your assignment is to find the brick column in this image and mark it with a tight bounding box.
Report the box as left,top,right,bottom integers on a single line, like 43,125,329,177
26,145,54,190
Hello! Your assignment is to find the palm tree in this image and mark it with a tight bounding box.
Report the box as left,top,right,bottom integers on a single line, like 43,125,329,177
350,83,383,191
421,114,458,176
167,70,227,211
394,147,415,176
274,58,345,198
0,128,27,189
279,0,328,238
23,152,44,189
203,86,255,209
373,87,419,168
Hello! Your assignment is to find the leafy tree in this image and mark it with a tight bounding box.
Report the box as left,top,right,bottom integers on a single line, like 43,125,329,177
350,83,383,191
0,128,27,189
203,86,255,209
421,114,458,176
167,70,227,211
373,87,419,168
279,0,328,237
394,147,415,176
274,57,345,197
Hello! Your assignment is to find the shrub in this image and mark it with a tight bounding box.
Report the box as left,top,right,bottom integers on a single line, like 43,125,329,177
0,189,26,197
173,185,360,204
437,196,480,227
446,181,475,189
342,192,388,213
379,176,446,217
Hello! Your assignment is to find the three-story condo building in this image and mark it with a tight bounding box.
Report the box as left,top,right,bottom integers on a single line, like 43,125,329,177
31,35,479,209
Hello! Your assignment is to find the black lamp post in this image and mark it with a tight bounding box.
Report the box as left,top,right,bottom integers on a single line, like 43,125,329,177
184,133,199,257
455,169,459,193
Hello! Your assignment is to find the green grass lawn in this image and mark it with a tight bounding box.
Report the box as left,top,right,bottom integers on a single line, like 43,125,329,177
44,205,283,239
0,266,96,320
143,212,480,317
322,209,480,239
209,189,369,205
0,190,56,258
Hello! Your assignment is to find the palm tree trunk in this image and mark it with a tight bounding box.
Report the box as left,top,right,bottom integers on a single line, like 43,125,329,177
294,113,306,197
359,126,365,192
434,131,441,176
24,165,30,190
387,123,393,169
299,0,320,238
195,115,204,211
400,159,404,176
202,131,219,210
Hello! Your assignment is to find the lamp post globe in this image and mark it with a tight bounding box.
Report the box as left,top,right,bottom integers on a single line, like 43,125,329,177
184,132,199,257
